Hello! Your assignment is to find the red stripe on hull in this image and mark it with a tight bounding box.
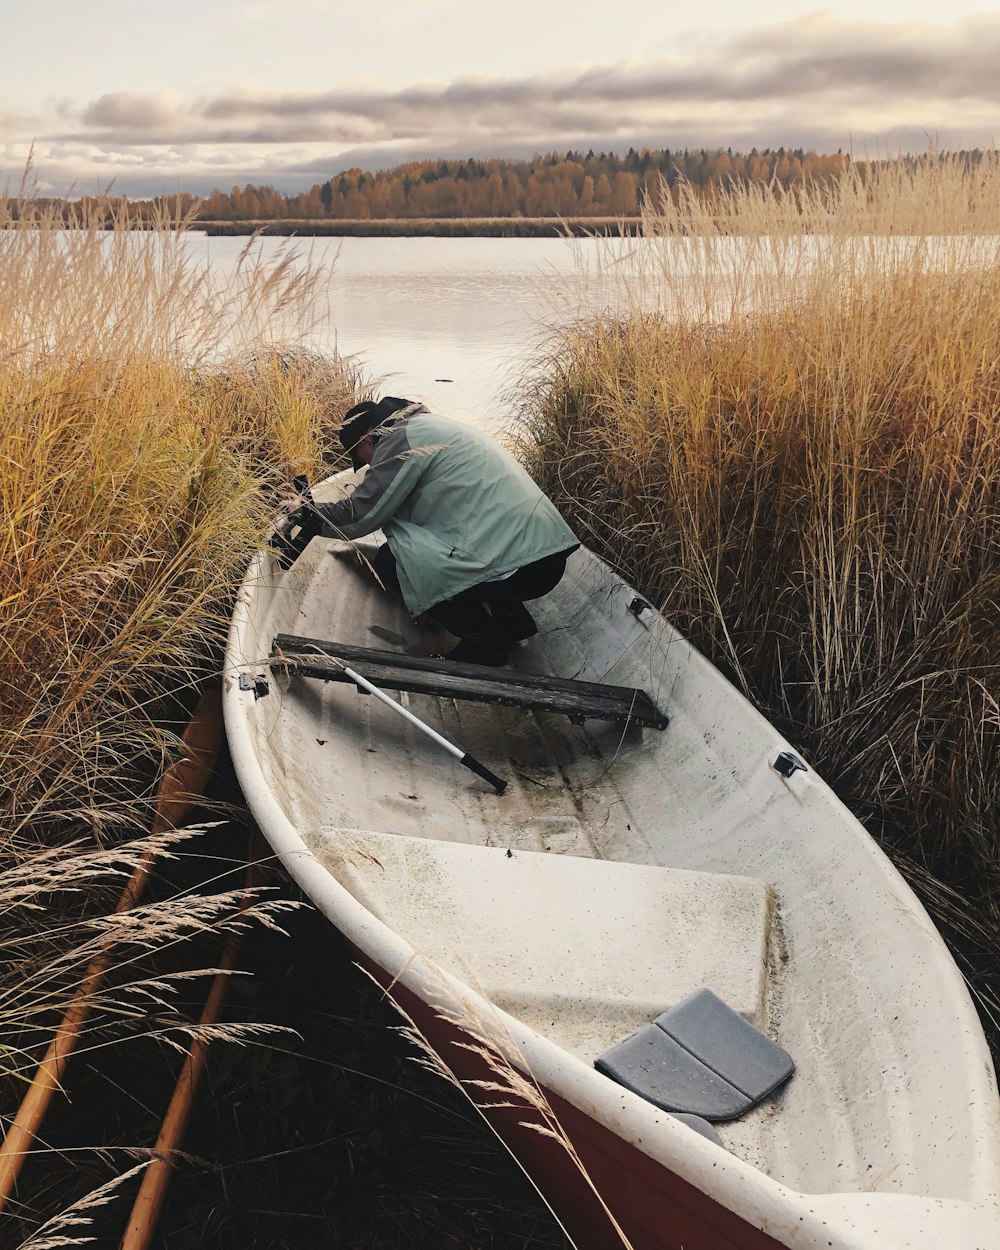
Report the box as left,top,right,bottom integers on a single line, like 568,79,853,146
352,945,788,1250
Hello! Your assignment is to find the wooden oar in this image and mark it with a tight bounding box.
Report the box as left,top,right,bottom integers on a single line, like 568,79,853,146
119,851,259,1250
0,689,224,1214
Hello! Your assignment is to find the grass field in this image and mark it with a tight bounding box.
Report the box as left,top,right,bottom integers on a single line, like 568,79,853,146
0,189,378,1243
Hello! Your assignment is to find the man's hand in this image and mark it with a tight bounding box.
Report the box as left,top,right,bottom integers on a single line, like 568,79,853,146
278,492,306,515
279,473,313,515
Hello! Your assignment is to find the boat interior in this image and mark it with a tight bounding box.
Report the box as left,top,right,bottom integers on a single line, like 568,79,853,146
232,506,999,1209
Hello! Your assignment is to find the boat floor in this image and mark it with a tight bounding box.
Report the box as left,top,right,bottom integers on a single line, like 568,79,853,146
261,558,793,1175
278,642,662,861
292,695,793,1178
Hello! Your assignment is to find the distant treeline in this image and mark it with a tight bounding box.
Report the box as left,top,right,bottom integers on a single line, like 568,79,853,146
196,148,852,223
11,147,995,227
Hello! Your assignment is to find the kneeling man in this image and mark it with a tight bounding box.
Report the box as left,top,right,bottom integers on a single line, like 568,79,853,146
311,396,579,666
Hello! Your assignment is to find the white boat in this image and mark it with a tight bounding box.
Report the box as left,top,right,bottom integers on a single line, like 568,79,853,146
224,471,1000,1250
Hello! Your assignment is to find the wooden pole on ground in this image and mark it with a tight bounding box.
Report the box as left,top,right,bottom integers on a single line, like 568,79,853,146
0,690,224,1214
118,853,259,1250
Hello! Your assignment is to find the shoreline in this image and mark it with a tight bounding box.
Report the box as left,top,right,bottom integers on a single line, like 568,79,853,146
194,216,638,238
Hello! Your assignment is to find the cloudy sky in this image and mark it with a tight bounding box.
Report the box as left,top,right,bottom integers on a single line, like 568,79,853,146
2,0,998,196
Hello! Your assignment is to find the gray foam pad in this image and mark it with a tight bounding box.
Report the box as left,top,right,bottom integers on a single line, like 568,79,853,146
595,1024,753,1120
655,987,795,1102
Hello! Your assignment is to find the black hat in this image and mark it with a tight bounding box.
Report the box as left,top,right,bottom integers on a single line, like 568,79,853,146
338,397,413,470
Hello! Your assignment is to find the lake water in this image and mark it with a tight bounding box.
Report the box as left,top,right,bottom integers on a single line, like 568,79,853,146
193,234,615,429
190,231,981,430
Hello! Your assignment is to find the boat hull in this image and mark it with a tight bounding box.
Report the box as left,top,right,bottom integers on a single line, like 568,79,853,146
357,940,789,1250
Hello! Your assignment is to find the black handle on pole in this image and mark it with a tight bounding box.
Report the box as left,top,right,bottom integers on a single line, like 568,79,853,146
460,753,507,795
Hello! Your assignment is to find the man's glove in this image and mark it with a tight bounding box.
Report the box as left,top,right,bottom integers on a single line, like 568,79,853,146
271,476,321,570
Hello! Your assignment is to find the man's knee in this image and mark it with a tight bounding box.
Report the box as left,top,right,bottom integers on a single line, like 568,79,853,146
496,548,574,604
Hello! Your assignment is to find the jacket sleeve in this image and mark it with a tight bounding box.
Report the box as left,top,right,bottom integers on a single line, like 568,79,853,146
315,426,430,539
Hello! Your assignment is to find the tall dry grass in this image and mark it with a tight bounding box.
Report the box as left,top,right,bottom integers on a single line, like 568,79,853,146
0,184,357,1233
522,152,1000,894
1,188,356,846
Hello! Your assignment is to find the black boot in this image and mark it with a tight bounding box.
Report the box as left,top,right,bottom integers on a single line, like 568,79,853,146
445,633,510,667
489,601,537,643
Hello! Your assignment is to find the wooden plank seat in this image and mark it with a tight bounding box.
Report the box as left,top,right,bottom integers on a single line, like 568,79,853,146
271,634,669,729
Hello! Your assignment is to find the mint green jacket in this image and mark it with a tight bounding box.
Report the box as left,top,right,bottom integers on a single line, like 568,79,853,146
315,409,577,616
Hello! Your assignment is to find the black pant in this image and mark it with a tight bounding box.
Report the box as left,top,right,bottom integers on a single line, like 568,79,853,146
371,545,576,640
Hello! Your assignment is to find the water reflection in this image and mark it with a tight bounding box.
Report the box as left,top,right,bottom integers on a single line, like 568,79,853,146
190,233,609,427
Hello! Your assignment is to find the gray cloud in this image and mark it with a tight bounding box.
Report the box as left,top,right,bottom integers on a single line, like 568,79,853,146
191,14,1000,124
4,14,1000,194
81,91,192,131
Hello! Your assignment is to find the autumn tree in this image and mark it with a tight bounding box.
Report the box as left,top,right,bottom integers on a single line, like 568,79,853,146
191,147,861,223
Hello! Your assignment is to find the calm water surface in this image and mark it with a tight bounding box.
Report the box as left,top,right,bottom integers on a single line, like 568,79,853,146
195,234,611,426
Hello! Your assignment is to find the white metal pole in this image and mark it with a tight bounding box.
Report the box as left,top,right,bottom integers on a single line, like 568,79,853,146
341,665,507,794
